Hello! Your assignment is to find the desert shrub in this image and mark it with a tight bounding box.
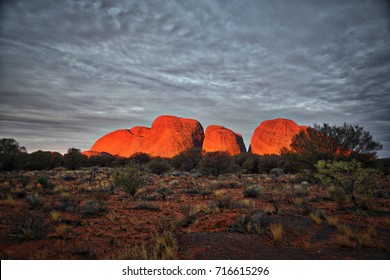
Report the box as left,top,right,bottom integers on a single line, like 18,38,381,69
183,188,201,195
256,155,280,173
171,148,202,171
129,153,151,165
79,201,107,216
243,186,262,198
59,193,80,211
10,210,48,240
270,168,284,178
316,160,382,209
264,182,288,213
134,202,161,212
113,167,146,197
157,186,173,200
234,153,262,173
61,174,76,181
199,151,238,176
229,211,271,234
179,205,197,226
146,158,171,175
292,197,313,214
210,194,237,209
26,195,44,209
292,184,309,197
38,177,55,190
212,181,239,189
328,185,347,209
63,148,88,170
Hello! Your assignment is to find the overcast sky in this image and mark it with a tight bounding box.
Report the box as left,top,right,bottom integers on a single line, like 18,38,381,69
1,0,389,157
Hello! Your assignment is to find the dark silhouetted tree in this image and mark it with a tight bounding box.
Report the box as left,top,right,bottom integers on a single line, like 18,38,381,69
0,138,27,170
171,147,202,171
199,151,238,176
26,150,63,170
63,148,87,170
290,123,382,164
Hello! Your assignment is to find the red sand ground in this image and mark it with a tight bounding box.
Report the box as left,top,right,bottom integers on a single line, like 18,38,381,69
0,169,389,259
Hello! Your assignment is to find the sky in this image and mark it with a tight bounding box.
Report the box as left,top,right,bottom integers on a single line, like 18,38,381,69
0,0,390,157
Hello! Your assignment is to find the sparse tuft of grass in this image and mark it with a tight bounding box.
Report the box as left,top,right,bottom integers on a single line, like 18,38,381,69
4,195,16,205
310,212,322,225
336,234,355,248
270,223,283,243
50,211,61,222
213,189,226,197
326,216,339,228
55,224,69,239
112,229,178,260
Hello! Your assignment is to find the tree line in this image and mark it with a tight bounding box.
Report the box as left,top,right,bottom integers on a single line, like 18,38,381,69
1,123,388,174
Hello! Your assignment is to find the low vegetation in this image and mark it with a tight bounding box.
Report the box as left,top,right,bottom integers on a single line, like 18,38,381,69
0,127,389,259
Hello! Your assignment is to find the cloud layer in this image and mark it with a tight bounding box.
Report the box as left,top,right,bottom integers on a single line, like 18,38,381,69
1,0,389,157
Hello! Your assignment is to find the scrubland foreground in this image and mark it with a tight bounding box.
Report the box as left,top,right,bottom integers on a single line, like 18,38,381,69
1,165,389,260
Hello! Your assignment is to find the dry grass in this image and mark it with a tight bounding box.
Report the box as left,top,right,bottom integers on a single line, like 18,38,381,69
336,234,355,248
270,223,283,243
326,216,339,228
310,212,322,224
213,189,226,197
55,224,69,238
50,211,61,222
4,195,16,205
112,230,178,260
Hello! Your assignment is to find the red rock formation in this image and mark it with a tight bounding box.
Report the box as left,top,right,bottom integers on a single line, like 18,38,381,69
250,118,306,155
81,150,112,157
202,125,246,155
90,115,204,158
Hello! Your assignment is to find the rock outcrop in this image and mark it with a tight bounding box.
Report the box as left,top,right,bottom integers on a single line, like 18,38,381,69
89,115,204,158
249,118,306,155
202,125,246,155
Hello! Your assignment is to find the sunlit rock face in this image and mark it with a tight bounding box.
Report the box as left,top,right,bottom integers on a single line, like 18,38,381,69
82,150,102,157
90,115,204,158
91,129,141,157
249,118,306,155
202,125,246,155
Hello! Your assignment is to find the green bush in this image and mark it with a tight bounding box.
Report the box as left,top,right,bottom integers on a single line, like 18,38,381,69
38,177,55,190
229,211,271,234
146,158,171,175
199,151,238,176
171,148,202,171
234,153,262,173
315,160,382,209
113,167,146,197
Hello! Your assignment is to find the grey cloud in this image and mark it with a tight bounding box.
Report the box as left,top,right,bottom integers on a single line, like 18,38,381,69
0,0,389,156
